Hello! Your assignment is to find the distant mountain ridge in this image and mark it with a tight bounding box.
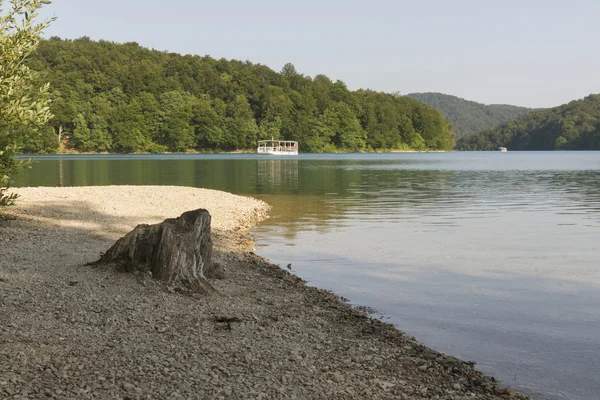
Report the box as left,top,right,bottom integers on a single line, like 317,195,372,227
455,94,600,150
406,92,532,138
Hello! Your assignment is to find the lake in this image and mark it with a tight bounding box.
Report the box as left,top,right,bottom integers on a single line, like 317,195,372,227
14,152,600,400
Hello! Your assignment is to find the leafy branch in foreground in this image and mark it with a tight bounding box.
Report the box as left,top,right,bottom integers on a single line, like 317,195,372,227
0,0,54,208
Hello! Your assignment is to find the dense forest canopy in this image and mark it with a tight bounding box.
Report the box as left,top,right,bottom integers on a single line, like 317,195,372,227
456,94,600,151
21,37,455,154
406,92,532,138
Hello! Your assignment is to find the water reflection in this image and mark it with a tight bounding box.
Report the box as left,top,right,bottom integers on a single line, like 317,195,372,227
257,159,298,193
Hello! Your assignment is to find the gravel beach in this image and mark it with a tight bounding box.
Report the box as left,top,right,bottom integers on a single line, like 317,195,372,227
0,186,527,400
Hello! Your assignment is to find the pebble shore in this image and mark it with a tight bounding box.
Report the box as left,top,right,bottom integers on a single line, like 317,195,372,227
0,186,528,399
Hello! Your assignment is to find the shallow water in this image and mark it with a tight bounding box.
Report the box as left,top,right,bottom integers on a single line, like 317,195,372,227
15,152,600,400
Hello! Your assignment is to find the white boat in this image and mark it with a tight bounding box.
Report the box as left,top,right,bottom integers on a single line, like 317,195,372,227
257,140,298,155
498,147,508,152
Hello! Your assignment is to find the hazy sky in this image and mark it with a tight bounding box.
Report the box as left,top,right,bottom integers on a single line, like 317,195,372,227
38,0,600,108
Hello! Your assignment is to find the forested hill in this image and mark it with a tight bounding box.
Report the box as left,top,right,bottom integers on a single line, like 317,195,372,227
406,92,532,138
21,37,454,153
456,94,600,150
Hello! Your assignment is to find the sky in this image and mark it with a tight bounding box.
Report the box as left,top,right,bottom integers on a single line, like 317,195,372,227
37,0,600,108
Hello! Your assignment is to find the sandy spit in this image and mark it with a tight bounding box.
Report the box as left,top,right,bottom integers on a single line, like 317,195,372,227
0,186,527,400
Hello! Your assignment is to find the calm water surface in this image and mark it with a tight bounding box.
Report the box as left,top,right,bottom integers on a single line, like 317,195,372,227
15,152,600,400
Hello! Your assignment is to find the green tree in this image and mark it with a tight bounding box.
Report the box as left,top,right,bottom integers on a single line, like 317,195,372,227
1,0,53,206
156,91,196,152
302,114,335,152
281,62,298,77
224,94,259,149
398,115,424,150
328,102,367,151
18,124,57,153
71,113,91,150
192,97,223,149
88,114,112,151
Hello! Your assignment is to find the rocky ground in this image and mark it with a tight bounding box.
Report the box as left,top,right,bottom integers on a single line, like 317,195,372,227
0,186,528,399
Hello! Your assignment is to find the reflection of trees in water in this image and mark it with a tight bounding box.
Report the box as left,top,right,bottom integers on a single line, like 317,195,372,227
259,167,600,240
257,194,350,240
256,159,347,239
257,159,298,194
17,158,459,240
258,166,459,240
16,157,600,242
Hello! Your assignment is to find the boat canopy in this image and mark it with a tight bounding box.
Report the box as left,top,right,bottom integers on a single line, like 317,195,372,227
257,139,298,155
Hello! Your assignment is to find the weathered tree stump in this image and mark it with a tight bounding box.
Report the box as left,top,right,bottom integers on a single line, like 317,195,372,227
92,209,219,293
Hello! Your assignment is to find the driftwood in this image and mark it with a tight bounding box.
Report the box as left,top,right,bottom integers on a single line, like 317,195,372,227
92,209,220,293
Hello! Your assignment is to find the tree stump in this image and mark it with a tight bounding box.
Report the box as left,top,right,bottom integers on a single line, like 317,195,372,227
92,209,219,293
